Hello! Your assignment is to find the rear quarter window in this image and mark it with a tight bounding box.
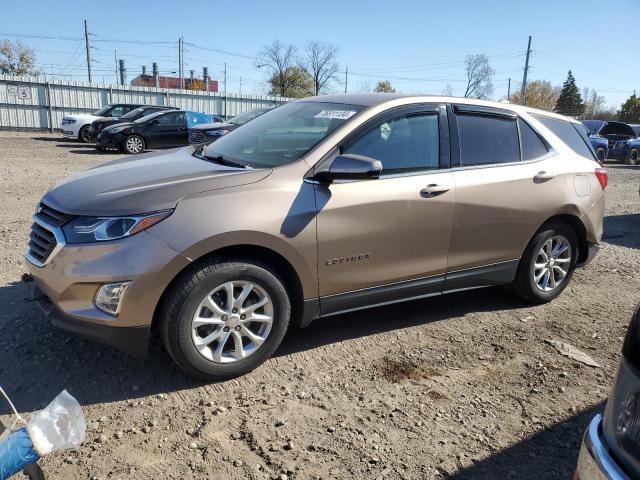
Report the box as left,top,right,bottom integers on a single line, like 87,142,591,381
531,113,596,161
518,118,549,161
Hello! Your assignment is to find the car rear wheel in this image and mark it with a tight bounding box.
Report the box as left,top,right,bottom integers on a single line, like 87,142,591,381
159,259,291,380
625,148,638,165
123,135,145,154
511,222,578,304
78,125,92,143
595,147,606,162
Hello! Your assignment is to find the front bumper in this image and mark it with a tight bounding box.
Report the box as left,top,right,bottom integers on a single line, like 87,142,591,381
25,229,190,356
31,283,150,359
575,415,629,480
96,131,125,149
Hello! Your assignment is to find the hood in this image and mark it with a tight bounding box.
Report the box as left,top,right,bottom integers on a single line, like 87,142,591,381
42,146,271,216
583,120,636,137
103,122,135,132
192,122,235,131
64,114,103,122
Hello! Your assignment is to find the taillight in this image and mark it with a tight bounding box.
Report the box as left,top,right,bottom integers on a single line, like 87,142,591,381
595,168,608,190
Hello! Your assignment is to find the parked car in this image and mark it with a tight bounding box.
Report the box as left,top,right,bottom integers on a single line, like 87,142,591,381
61,104,143,143
96,110,214,154
90,105,177,144
578,122,608,163
575,305,640,479
583,120,639,164
26,94,605,380
189,107,273,144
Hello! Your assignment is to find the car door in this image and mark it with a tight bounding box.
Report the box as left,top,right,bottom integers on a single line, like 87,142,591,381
145,111,186,148
314,105,456,315
445,105,562,289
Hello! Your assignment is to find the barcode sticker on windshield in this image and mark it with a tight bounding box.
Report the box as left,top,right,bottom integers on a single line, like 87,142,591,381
314,110,357,120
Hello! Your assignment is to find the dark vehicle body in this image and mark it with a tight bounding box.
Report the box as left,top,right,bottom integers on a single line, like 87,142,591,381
89,105,177,142
578,122,608,163
583,120,639,164
189,107,273,144
96,110,214,154
575,306,640,479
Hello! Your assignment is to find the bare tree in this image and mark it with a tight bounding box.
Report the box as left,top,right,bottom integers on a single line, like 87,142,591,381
463,54,493,99
257,40,300,97
583,87,606,119
509,80,560,111
0,40,38,76
300,40,339,95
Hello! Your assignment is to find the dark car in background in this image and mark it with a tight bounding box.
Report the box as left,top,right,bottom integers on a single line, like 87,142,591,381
90,105,177,144
189,106,273,144
96,110,214,154
575,306,640,479
578,122,608,163
583,120,639,164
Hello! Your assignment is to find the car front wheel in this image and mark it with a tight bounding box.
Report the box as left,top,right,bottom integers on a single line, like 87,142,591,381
595,147,606,163
511,222,578,304
626,148,638,165
123,135,145,154
78,125,92,143
159,259,291,380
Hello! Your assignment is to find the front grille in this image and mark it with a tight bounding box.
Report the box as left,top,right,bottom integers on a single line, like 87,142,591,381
36,203,74,227
26,203,74,265
190,130,206,144
28,222,57,264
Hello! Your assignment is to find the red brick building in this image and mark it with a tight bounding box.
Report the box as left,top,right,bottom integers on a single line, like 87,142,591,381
131,75,219,92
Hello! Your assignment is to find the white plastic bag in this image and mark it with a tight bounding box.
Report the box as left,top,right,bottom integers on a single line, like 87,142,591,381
26,390,86,456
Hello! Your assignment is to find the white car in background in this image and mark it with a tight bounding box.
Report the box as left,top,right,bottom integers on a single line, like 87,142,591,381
60,104,142,143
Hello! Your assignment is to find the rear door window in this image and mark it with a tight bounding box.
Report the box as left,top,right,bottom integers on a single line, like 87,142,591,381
456,114,520,166
531,113,596,160
518,118,549,161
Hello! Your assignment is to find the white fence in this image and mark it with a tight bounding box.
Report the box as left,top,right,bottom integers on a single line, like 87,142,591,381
0,75,291,130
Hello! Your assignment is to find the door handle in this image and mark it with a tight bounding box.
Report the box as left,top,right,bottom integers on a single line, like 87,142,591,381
420,184,452,197
534,170,556,181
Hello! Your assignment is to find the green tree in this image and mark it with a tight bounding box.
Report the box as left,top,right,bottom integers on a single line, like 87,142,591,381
0,40,38,75
374,80,396,93
617,94,640,123
268,66,314,98
554,71,585,117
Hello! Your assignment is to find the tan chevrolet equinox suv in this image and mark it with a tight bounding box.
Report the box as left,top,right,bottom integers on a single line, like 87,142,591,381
26,94,606,380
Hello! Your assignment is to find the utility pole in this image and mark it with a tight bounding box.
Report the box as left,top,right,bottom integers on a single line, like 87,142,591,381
239,76,242,96
178,37,185,89
114,50,118,83
223,62,228,119
507,78,511,101
344,66,348,94
84,20,92,83
118,59,126,85
520,35,532,104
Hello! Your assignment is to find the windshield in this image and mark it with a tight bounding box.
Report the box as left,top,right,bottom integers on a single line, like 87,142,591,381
201,102,365,168
93,105,112,116
134,110,168,124
230,107,271,126
121,107,148,120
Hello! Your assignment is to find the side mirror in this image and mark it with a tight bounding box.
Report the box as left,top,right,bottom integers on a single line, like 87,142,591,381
315,154,382,182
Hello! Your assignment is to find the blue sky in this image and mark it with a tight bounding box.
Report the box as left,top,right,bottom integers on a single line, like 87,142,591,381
1,0,638,107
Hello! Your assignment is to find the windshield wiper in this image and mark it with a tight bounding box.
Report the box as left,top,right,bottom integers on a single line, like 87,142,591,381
203,154,248,169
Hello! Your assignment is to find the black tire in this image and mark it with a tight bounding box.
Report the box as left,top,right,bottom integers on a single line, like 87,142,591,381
122,134,145,154
159,259,291,380
78,125,92,143
595,147,606,163
625,148,638,166
511,222,578,304
95,146,106,152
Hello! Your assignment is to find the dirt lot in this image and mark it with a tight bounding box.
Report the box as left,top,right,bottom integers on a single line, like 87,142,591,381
0,131,638,480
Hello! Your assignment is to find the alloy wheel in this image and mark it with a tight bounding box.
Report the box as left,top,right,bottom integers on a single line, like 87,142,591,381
126,136,144,153
532,235,572,292
191,281,274,363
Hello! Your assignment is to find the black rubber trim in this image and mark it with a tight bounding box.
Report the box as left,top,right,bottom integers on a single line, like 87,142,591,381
576,242,599,268
444,260,519,291
32,286,149,359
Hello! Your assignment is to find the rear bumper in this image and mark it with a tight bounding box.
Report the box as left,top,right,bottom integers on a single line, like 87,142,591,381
31,283,150,359
575,414,629,480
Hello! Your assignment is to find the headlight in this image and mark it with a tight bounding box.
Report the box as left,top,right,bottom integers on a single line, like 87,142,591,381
62,210,172,244
62,119,76,125
206,129,229,137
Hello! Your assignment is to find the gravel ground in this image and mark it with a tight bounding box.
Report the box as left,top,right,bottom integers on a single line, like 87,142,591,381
0,131,638,480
